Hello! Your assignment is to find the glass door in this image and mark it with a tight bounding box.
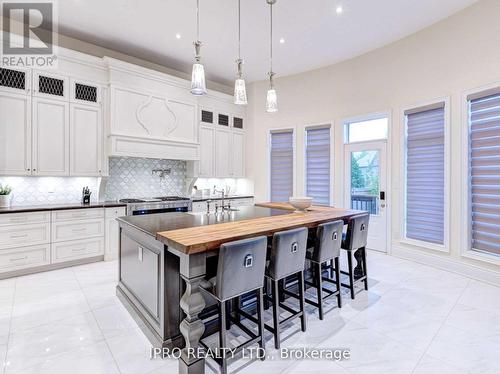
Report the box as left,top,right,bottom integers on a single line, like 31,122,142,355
345,141,387,252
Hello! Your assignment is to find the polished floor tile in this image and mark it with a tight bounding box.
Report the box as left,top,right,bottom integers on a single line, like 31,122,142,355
0,252,498,374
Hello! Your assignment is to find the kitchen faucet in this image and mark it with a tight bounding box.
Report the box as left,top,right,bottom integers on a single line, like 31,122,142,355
213,188,226,210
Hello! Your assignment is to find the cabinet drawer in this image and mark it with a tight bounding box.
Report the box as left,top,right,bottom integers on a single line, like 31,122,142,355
0,211,50,226
51,237,104,263
0,244,50,273
0,223,50,249
52,208,104,222
105,207,126,219
52,219,104,242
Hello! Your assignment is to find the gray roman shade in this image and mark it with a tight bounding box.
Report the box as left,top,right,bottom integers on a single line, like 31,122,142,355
405,105,445,245
270,130,294,202
469,93,500,256
306,126,331,205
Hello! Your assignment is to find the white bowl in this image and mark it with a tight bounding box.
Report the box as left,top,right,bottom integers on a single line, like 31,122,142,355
289,196,313,211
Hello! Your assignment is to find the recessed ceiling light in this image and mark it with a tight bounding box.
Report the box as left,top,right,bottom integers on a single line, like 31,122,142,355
279,37,285,44
336,6,343,15
175,33,181,39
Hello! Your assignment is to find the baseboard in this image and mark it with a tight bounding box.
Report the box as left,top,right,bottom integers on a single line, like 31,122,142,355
391,244,500,287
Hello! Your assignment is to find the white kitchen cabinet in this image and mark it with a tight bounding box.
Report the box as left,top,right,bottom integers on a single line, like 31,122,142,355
0,244,50,272
70,103,103,176
51,237,104,264
0,222,51,249
33,71,69,101
0,91,32,175
105,206,126,261
215,127,231,177
51,218,105,242
199,125,215,177
231,131,245,177
32,97,70,176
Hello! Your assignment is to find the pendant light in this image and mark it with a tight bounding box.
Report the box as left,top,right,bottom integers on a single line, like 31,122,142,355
234,0,247,105
190,0,207,96
266,0,278,113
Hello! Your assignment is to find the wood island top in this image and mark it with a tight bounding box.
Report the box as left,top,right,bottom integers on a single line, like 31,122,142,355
155,203,364,254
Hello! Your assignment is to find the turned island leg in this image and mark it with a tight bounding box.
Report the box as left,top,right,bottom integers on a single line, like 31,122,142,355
177,252,207,374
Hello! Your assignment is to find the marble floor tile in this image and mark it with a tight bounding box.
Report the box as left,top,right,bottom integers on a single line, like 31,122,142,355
426,323,500,374
457,279,500,312
81,281,120,311
412,354,470,374
105,327,172,374
10,290,90,333
5,312,104,373
4,341,119,374
92,303,139,339
0,253,497,374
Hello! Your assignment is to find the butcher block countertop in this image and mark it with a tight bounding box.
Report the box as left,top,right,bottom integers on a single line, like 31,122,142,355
155,203,363,254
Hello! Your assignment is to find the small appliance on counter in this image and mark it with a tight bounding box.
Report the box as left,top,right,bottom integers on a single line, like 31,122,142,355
82,186,92,205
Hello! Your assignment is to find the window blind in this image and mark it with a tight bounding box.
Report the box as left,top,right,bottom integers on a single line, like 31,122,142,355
405,106,445,244
270,131,294,202
306,127,331,205
470,93,500,256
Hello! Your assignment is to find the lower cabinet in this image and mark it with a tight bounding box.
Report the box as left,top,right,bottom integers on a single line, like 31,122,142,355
0,207,124,277
105,207,126,261
0,244,50,272
51,237,104,264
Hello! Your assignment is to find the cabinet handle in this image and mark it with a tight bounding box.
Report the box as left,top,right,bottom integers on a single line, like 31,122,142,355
71,247,87,252
10,217,28,223
72,228,87,232
10,234,28,239
10,256,28,262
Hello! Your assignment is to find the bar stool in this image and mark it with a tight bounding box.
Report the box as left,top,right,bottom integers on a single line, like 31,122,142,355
263,227,308,349
199,236,267,374
304,220,344,320
341,213,370,299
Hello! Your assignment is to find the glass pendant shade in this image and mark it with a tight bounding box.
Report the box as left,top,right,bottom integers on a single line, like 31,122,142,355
266,88,278,113
234,78,247,105
190,63,207,96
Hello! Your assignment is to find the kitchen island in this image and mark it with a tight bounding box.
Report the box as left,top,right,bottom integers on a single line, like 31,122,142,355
116,203,362,374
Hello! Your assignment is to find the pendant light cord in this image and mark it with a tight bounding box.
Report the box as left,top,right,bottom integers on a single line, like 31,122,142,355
238,0,241,60
196,0,200,41
269,1,273,73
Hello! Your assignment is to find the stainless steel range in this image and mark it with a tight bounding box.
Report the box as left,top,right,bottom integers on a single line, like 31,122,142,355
119,196,192,216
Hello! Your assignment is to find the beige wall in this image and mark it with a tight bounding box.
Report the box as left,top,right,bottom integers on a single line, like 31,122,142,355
246,0,500,274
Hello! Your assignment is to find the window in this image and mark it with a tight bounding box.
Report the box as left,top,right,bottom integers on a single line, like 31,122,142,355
468,91,500,256
270,130,294,202
345,117,388,143
405,104,445,245
305,126,331,205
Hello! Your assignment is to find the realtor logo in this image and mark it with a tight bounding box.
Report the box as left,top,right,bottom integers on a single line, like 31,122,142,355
1,1,58,68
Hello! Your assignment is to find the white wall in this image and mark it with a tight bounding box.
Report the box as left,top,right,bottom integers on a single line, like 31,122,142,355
246,0,500,276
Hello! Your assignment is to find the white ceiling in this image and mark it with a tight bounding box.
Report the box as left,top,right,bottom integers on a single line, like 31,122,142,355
57,0,478,86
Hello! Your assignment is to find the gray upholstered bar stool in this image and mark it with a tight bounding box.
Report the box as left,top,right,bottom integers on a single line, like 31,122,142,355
304,220,344,320
264,227,308,349
199,236,267,374
341,213,370,299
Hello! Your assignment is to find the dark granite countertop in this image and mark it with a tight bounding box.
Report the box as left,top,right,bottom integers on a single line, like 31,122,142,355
191,195,254,202
0,201,127,214
117,205,290,237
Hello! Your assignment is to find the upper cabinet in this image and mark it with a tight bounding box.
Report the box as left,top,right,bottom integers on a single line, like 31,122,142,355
32,97,70,176
0,66,105,177
197,102,246,178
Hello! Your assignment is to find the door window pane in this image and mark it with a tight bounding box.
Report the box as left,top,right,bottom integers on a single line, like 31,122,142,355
345,117,388,143
350,150,379,214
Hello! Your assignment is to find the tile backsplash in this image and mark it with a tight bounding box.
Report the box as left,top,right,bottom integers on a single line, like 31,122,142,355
104,157,187,200
0,177,100,206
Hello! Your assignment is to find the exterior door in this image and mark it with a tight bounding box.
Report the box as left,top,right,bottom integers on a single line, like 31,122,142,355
345,140,387,252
